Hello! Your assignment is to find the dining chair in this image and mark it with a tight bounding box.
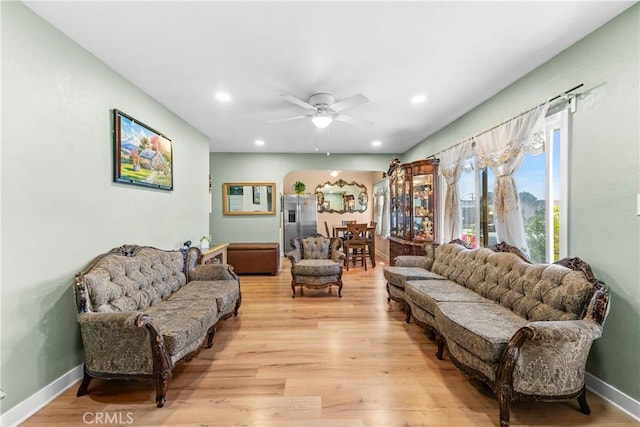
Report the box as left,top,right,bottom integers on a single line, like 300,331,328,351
366,221,377,264
344,223,368,271
339,220,356,240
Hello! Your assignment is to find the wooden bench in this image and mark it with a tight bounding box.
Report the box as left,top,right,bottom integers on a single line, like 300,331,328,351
227,243,280,275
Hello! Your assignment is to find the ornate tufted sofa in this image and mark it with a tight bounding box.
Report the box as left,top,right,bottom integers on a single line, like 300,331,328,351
74,245,241,407
384,242,610,427
286,234,346,298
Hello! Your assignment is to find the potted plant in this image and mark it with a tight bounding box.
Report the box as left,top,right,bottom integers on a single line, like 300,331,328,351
293,181,306,195
200,235,211,249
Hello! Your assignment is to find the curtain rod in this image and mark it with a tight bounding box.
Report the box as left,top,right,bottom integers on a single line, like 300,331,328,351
431,83,584,158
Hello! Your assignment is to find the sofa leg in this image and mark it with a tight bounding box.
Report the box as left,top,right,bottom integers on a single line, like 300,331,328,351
338,282,343,298
206,328,215,348
291,282,296,298
155,371,171,408
577,386,591,415
498,384,512,427
76,365,92,397
435,334,445,360
405,304,411,324
233,297,241,317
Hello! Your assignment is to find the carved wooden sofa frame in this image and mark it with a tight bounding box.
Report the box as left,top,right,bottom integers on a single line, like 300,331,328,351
74,245,242,407
384,241,610,427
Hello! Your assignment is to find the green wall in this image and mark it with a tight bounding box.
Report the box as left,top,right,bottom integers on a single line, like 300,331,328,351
0,2,211,414
209,153,393,245
404,5,640,401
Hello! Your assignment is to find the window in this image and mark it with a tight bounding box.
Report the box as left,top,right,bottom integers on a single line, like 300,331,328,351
451,108,569,262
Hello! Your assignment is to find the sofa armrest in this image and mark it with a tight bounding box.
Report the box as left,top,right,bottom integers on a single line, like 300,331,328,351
188,263,239,282
394,255,430,269
331,250,346,265
286,249,301,264
525,320,603,342
497,320,603,397
78,312,159,376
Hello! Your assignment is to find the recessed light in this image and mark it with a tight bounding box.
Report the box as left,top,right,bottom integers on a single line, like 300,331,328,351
411,94,426,104
255,139,265,146
372,140,382,147
215,92,231,102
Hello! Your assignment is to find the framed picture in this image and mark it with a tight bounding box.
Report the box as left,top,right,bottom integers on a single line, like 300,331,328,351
113,109,173,191
222,182,276,215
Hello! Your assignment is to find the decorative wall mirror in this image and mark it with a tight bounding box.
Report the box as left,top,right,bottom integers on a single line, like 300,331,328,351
223,182,276,215
315,179,368,213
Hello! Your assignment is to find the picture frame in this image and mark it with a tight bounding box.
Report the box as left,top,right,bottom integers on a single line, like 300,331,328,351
113,109,173,191
223,182,276,215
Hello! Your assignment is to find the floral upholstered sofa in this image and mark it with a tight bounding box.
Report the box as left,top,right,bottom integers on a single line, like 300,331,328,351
74,245,241,407
286,234,346,298
384,242,610,427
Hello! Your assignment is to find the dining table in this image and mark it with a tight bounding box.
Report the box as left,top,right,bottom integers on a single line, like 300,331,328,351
332,225,376,267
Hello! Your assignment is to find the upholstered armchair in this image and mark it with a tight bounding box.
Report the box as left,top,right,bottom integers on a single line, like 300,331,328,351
286,234,346,298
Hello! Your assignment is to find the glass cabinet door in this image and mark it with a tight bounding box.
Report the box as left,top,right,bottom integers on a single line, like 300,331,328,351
395,168,406,239
412,172,434,241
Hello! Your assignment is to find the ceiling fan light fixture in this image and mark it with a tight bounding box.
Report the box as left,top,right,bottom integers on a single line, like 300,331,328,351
311,114,333,129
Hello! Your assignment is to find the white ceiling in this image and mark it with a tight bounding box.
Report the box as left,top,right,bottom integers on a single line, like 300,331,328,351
24,1,634,154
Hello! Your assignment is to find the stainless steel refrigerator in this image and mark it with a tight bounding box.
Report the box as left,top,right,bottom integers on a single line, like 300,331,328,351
283,194,318,250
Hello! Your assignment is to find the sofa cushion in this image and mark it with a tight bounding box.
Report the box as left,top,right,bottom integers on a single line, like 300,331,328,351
84,248,186,312
435,301,528,363
302,236,331,259
293,259,341,276
171,280,240,314
431,243,467,278
405,280,487,316
143,300,214,356
383,267,445,289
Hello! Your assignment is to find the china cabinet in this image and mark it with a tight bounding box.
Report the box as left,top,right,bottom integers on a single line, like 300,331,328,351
388,158,439,263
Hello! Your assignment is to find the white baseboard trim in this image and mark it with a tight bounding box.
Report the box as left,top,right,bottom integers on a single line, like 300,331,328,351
0,364,83,427
1,366,638,426
586,372,640,422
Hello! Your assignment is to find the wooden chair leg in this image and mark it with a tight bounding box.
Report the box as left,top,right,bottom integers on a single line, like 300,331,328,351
577,386,591,414
77,365,92,397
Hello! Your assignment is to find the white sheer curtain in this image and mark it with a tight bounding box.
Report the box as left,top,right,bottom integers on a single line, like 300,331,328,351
474,104,548,254
439,140,473,243
373,177,390,238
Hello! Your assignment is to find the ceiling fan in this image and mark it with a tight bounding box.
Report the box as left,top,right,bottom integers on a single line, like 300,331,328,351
268,93,373,128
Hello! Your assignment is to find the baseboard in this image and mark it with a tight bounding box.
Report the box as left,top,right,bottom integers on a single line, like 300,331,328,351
586,372,640,421
0,364,83,427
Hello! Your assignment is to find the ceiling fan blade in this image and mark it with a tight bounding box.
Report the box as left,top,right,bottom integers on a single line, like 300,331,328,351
281,95,317,111
330,93,369,112
334,114,374,128
266,115,309,124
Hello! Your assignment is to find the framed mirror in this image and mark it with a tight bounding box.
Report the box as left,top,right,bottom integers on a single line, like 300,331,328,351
223,182,276,215
315,179,368,213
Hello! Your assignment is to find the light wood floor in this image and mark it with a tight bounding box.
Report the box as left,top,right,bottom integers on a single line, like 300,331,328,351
23,258,636,426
